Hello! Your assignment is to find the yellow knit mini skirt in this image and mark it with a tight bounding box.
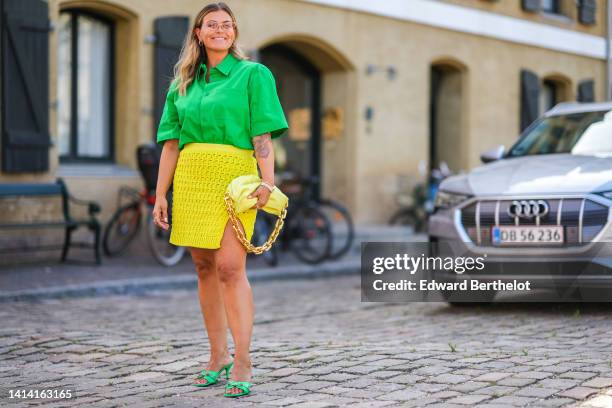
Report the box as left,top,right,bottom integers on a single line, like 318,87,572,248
169,142,258,249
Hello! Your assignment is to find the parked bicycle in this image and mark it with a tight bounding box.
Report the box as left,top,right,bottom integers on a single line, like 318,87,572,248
300,175,354,260
102,144,185,266
388,162,452,232
253,173,354,265
271,187,333,265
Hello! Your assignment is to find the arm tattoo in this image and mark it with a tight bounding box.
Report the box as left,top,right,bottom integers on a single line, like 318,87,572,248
253,134,271,159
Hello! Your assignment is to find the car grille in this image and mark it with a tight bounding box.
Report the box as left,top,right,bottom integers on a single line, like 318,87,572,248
460,198,610,246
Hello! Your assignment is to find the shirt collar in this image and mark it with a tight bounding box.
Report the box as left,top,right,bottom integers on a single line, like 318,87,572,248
216,52,238,75
198,52,238,78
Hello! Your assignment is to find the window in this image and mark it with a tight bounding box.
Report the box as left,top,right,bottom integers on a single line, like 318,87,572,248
541,0,561,14
57,10,114,162
539,80,558,113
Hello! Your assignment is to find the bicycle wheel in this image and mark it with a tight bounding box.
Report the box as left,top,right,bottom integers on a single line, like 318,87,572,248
389,209,427,233
288,204,332,264
251,213,279,267
102,202,141,256
318,198,354,260
146,213,185,267
388,208,417,226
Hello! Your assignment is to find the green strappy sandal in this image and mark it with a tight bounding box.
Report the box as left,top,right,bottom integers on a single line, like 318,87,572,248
193,361,233,387
224,380,252,397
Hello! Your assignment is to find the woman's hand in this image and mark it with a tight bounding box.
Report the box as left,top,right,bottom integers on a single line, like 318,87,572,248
152,196,169,230
248,185,271,209
153,139,179,231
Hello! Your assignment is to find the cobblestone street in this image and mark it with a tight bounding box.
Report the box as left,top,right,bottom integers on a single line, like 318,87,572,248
2,274,612,407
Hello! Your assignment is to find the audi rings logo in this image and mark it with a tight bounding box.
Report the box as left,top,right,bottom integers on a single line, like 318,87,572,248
508,200,550,219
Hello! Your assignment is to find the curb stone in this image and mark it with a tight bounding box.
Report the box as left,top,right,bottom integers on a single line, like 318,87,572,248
0,258,360,302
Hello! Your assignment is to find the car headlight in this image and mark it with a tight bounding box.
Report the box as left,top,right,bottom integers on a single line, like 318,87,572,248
434,190,471,209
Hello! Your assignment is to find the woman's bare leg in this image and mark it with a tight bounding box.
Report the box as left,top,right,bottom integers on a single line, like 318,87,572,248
215,220,254,395
190,247,233,385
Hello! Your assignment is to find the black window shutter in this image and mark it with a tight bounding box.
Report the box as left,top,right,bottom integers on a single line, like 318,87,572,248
153,16,189,134
521,0,540,12
520,69,540,132
1,0,51,173
577,0,596,25
577,79,595,102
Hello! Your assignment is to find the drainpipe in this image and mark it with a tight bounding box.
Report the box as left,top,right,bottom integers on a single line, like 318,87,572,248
608,1,612,100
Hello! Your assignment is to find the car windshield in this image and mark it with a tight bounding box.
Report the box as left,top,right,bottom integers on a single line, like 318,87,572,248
507,110,612,157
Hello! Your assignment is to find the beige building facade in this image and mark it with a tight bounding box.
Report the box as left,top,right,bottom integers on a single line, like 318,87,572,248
0,0,609,224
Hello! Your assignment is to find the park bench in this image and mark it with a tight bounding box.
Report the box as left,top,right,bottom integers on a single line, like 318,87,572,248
0,178,102,264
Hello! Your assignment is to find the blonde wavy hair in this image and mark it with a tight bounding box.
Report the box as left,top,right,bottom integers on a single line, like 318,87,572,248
173,2,247,96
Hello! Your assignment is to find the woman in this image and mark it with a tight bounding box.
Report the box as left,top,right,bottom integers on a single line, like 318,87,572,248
152,2,288,398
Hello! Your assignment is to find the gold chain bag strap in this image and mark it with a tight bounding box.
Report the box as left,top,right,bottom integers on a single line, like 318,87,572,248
224,175,289,254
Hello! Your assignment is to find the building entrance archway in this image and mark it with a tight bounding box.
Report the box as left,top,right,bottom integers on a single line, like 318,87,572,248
258,36,354,203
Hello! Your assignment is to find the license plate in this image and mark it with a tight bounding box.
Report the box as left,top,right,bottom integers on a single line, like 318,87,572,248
492,226,564,245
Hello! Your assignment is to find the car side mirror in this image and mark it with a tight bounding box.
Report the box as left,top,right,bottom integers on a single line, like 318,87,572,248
480,145,505,163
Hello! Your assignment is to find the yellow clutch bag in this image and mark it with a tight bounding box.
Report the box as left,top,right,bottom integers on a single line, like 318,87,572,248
224,175,289,254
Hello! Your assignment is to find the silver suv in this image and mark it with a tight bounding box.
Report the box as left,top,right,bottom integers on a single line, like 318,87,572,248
428,101,612,297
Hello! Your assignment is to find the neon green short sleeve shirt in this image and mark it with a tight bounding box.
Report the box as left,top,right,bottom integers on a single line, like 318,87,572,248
156,53,289,150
